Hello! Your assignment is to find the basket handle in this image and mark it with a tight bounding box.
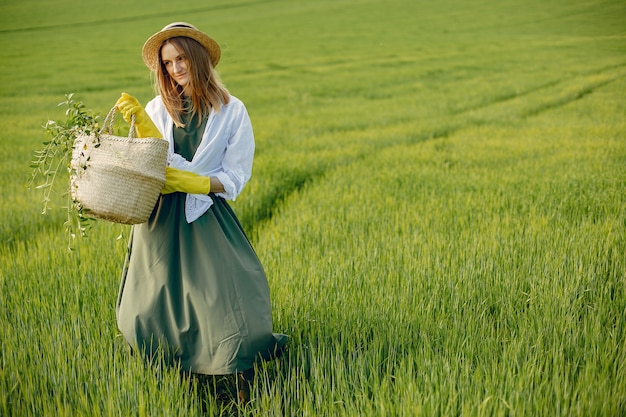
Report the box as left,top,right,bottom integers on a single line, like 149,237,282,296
100,106,137,138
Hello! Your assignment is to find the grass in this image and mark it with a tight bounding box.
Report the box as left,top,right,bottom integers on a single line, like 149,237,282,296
1,0,625,415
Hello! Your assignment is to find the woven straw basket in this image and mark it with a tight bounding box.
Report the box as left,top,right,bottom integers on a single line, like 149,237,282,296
70,107,169,224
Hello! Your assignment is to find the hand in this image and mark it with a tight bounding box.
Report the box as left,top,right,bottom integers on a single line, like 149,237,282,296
161,167,211,195
115,92,162,139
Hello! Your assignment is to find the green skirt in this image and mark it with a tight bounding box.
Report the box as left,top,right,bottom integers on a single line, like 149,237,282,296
116,193,287,375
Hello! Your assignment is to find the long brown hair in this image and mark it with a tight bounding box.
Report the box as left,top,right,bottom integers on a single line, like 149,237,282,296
155,36,230,127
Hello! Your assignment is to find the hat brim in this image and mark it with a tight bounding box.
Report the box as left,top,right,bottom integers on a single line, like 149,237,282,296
142,24,221,72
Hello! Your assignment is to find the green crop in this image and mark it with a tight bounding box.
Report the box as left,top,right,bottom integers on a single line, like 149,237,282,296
1,0,624,415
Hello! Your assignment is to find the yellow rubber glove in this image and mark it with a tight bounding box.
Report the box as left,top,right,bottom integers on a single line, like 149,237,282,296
115,92,162,139
161,167,212,195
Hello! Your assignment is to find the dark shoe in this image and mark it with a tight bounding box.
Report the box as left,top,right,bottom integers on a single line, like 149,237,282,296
237,368,255,404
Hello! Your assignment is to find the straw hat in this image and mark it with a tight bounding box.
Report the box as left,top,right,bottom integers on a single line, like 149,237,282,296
142,22,221,71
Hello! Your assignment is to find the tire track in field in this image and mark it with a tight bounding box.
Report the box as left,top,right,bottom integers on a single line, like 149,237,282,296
0,0,277,34
427,61,626,134
451,61,626,117
518,67,625,118
244,62,626,233
461,64,626,132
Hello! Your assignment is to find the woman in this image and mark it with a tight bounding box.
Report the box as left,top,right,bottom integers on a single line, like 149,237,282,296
115,22,287,401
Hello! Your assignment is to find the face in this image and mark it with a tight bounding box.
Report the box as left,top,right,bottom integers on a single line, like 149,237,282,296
161,42,190,89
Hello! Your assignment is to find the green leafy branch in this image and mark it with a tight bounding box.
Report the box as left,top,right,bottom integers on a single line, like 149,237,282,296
28,93,101,249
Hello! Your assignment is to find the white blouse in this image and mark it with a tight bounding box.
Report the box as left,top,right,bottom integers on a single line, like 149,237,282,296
145,95,255,223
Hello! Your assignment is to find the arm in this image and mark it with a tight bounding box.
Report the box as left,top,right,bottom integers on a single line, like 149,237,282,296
210,176,225,193
161,98,254,197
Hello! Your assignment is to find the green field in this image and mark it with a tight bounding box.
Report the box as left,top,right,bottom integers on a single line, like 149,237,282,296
1,0,625,415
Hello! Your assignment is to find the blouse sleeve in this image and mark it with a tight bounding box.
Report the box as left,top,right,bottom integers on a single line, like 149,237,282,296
214,100,255,201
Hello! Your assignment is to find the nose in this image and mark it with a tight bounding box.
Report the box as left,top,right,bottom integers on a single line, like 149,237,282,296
173,60,184,74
